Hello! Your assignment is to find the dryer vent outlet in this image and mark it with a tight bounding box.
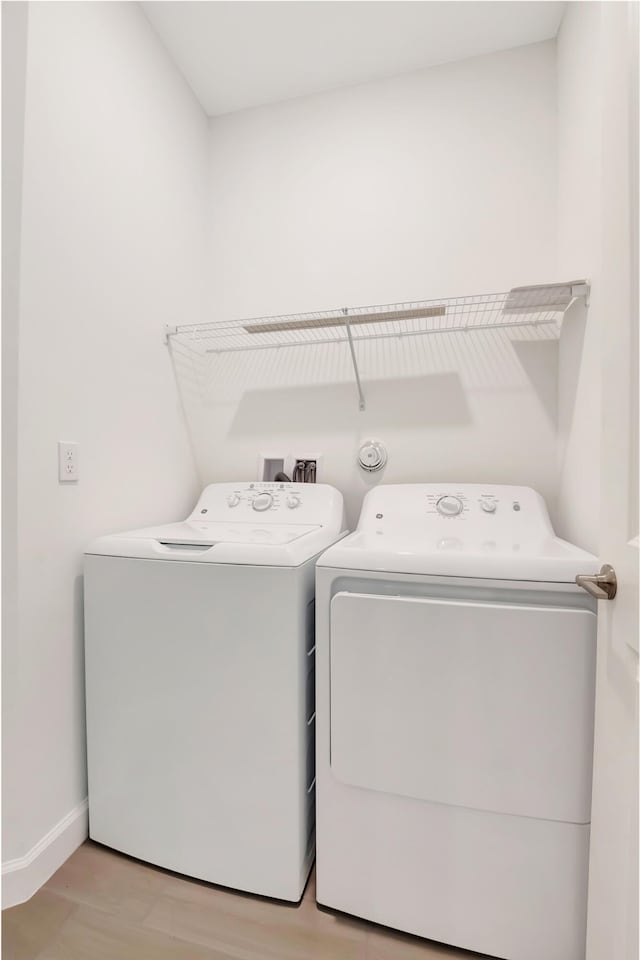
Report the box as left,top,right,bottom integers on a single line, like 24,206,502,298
259,457,286,482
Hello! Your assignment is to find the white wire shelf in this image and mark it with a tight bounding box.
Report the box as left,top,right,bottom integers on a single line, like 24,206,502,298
166,280,589,411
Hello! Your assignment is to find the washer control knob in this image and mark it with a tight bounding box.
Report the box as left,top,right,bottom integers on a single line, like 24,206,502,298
252,492,273,512
358,439,387,472
287,495,301,509
227,494,240,508
480,500,497,513
436,495,463,517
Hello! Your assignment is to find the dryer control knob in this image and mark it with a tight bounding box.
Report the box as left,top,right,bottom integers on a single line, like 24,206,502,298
252,492,273,512
437,495,463,517
227,494,240,507
480,500,497,513
287,495,301,509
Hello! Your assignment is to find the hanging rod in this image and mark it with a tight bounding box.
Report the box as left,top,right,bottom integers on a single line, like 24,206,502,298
209,315,563,351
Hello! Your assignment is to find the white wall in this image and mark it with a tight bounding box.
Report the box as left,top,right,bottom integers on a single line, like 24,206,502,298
555,2,603,552
1,0,29,891
194,41,559,527
2,0,207,903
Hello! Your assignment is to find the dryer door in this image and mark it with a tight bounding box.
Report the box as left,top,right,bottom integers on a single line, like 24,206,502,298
330,592,596,823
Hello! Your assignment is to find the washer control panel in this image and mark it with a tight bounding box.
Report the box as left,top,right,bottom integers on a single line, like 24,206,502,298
358,484,552,540
189,481,344,527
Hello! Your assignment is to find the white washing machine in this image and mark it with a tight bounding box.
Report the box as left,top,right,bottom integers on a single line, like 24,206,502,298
315,484,599,960
84,481,345,902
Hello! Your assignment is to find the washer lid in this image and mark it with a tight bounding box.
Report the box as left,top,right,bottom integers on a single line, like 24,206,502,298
318,483,598,583
85,519,336,564
85,482,347,566
130,520,320,547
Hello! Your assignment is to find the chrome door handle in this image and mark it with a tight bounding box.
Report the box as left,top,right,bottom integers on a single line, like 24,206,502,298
576,564,617,600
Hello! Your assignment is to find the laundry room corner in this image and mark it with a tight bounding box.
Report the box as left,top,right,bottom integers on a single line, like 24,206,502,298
2,0,208,907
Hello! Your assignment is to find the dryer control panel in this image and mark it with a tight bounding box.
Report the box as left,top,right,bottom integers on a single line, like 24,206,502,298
189,481,345,528
318,483,597,580
357,484,553,539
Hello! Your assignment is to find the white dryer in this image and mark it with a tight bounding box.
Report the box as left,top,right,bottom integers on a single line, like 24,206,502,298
315,484,599,960
84,481,345,902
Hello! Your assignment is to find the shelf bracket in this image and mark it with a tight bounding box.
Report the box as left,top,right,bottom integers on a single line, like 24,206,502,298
570,281,591,307
343,308,365,411
164,324,178,345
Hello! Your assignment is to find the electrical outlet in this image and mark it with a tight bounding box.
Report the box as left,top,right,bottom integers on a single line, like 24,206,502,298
58,441,79,482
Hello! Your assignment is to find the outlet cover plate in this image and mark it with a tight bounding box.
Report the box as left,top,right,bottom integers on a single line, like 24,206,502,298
58,441,79,482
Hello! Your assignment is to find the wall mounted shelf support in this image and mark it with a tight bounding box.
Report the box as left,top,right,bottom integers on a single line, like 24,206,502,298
343,308,366,411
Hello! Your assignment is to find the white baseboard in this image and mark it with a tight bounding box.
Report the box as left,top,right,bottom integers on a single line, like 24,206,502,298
2,799,88,909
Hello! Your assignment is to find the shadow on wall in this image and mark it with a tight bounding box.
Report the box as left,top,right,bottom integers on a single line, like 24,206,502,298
557,298,589,473
168,324,559,411
167,325,560,507
511,338,559,428
229,373,471,435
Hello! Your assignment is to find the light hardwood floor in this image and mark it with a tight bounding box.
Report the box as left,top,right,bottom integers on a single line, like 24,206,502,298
2,842,489,960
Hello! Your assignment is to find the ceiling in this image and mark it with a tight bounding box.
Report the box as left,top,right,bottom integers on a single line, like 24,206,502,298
141,1,566,118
